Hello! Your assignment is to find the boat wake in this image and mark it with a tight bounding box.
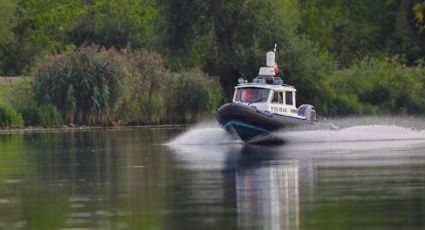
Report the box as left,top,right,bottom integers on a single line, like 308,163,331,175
166,118,425,170
275,125,425,143
167,121,240,146
168,118,425,146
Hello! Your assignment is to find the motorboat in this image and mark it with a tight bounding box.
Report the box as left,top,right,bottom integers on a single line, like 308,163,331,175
216,45,317,143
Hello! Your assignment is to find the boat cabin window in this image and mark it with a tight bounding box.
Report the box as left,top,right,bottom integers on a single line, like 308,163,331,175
234,87,270,103
285,91,293,105
272,91,283,104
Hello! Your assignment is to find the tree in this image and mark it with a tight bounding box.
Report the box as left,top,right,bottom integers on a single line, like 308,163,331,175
0,0,17,46
0,0,86,75
33,46,127,124
300,0,425,66
160,0,335,102
69,0,159,49
414,1,425,32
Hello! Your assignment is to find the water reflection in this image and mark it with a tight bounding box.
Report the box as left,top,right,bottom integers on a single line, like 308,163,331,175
170,143,302,229
233,146,299,230
1,126,425,229
169,133,425,230
0,128,178,230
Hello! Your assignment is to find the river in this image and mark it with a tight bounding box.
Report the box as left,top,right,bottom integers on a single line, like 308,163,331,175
0,118,425,229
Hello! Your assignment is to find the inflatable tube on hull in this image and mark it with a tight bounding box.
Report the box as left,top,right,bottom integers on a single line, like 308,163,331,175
217,103,313,142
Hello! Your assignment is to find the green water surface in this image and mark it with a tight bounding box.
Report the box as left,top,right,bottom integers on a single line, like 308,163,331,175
0,126,424,230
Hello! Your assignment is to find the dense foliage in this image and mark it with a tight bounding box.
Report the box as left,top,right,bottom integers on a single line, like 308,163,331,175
1,0,425,127
34,46,126,124
0,104,24,128
0,83,24,128
321,58,425,116
0,46,222,127
168,69,223,123
122,49,170,124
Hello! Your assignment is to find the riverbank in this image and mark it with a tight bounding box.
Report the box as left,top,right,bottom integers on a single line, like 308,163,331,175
0,49,223,129
1,77,194,131
0,123,188,134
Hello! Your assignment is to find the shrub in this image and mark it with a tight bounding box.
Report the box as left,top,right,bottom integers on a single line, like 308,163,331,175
32,47,222,126
121,50,223,124
121,49,170,124
0,104,24,128
168,69,222,123
320,58,425,116
33,46,127,125
0,80,26,128
3,80,63,126
20,104,63,127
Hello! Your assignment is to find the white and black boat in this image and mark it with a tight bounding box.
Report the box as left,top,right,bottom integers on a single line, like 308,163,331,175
217,45,317,143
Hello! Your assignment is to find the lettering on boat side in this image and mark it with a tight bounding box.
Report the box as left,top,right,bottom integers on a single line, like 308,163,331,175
271,106,287,113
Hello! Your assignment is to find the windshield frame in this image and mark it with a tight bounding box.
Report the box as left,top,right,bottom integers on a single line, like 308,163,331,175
233,87,271,103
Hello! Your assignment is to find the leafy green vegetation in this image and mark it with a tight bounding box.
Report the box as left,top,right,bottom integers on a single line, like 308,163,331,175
414,2,425,32
122,49,170,125
34,46,127,125
0,46,222,127
168,69,222,123
0,104,23,128
0,83,25,128
0,80,64,126
0,0,17,46
321,58,425,116
1,0,425,128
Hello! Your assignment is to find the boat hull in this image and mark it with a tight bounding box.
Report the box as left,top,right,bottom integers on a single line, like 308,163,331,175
217,103,313,142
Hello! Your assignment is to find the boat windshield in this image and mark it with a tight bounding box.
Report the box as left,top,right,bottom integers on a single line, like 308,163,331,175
234,87,270,103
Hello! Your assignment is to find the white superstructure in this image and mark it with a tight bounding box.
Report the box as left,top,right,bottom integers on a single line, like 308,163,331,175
232,45,306,119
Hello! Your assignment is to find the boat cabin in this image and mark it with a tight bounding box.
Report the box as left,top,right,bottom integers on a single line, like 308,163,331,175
232,77,301,118
217,45,317,142
231,45,307,119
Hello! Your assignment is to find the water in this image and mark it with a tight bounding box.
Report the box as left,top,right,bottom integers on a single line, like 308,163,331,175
1,118,425,229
